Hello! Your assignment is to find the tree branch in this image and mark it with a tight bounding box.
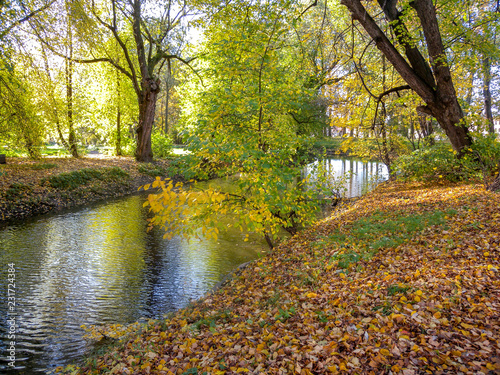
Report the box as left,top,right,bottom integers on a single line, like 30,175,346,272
0,0,55,38
340,0,435,103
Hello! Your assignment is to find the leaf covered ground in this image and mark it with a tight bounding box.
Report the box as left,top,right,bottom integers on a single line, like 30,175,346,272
68,181,499,375
0,156,172,225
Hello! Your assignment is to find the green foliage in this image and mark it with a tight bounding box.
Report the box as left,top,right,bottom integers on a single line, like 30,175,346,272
333,251,361,270
469,134,500,185
393,135,500,183
151,1,348,247
151,130,173,158
42,167,129,190
0,62,45,158
312,137,344,152
341,136,411,162
137,163,167,178
386,284,410,296
4,182,33,200
393,143,475,182
275,306,296,323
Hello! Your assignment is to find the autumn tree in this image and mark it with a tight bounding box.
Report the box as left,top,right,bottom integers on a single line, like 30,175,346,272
83,0,192,162
339,0,476,155
145,0,343,247
0,0,53,157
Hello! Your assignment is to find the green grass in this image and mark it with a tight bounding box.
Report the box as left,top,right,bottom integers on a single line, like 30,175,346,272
41,167,129,190
316,208,457,270
386,284,410,296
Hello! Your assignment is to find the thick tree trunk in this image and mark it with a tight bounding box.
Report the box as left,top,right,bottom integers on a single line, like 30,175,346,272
418,98,471,152
135,78,160,162
341,0,473,155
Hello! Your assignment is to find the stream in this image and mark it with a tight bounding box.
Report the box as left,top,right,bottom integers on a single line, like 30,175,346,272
0,158,387,373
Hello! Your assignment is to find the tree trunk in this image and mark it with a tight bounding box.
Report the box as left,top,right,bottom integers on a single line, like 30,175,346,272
264,233,274,249
419,99,470,152
418,114,434,145
135,78,160,162
41,46,70,151
66,58,78,158
341,0,473,155
65,0,78,158
116,106,122,156
482,57,495,135
116,65,122,156
165,71,170,135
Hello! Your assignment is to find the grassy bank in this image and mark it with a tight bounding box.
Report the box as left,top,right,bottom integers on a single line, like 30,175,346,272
64,181,499,375
0,156,179,225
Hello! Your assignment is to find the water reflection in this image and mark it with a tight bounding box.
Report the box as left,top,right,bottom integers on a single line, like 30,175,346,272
0,157,387,373
304,158,388,197
0,194,264,374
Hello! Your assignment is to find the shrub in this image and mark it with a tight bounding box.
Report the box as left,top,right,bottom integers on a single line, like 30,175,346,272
394,135,500,184
137,163,167,177
5,182,33,199
393,143,476,182
470,134,500,186
42,167,129,190
151,130,173,158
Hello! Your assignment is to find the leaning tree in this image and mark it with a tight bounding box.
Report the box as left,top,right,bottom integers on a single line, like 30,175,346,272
339,0,473,155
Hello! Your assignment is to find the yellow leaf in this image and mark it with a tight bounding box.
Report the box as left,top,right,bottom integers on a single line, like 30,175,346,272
391,364,401,372
433,311,441,319
380,348,391,357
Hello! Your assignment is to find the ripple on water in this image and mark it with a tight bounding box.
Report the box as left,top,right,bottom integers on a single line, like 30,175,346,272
0,193,263,373
0,159,387,373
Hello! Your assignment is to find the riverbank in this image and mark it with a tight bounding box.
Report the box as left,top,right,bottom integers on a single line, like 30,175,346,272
65,180,499,375
0,155,177,225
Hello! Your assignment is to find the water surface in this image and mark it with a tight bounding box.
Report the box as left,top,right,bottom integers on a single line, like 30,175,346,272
0,194,265,373
0,157,387,373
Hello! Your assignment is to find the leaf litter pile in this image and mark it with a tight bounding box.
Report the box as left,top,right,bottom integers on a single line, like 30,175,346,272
69,181,499,375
